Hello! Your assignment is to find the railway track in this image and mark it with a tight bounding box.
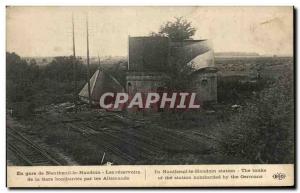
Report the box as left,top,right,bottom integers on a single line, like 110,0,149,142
7,127,62,166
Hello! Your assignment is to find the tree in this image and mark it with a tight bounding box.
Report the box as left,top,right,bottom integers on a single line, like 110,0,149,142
151,17,197,89
6,52,38,118
153,17,197,41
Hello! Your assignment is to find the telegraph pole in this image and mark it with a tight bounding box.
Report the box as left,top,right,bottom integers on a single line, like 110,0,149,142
86,16,92,107
97,53,101,70
72,14,77,113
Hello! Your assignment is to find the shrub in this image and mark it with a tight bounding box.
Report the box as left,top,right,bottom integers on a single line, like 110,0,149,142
218,69,294,163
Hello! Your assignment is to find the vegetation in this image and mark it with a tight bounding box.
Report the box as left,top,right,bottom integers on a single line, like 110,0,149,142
150,17,197,90
7,52,39,118
151,17,197,41
217,69,294,163
7,53,86,118
6,52,128,118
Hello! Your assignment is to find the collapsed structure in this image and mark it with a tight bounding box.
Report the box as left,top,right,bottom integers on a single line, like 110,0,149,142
78,69,124,104
127,36,217,103
79,36,217,107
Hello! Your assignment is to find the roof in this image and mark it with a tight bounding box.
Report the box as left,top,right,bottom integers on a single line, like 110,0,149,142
79,69,124,103
128,36,215,71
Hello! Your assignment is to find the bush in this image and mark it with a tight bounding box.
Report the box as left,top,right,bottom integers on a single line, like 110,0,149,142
218,69,294,163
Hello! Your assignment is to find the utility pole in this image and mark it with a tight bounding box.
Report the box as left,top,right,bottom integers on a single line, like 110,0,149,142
86,16,92,107
97,53,101,70
72,13,77,113
128,35,130,71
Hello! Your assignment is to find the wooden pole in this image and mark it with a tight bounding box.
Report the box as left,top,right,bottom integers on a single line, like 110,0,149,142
72,14,77,113
97,53,101,70
86,16,92,107
128,35,130,71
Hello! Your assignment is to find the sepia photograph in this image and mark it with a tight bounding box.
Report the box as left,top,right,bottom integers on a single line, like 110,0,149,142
5,6,294,187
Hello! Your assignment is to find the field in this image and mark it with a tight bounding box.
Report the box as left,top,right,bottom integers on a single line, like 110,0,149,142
7,56,294,165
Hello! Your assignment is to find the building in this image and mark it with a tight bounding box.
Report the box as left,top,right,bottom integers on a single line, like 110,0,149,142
79,36,217,109
126,36,217,105
126,37,170,98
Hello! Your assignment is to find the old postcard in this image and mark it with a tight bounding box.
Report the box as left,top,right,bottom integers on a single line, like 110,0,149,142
6,6,294,187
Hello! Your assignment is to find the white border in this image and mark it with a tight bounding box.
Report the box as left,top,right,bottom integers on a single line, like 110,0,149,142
0,0,298,192
0,0,297,5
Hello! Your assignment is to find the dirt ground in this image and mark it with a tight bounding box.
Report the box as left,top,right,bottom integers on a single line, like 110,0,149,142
7,105,246,165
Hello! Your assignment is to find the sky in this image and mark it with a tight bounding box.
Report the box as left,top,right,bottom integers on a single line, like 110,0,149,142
6,6,293,57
